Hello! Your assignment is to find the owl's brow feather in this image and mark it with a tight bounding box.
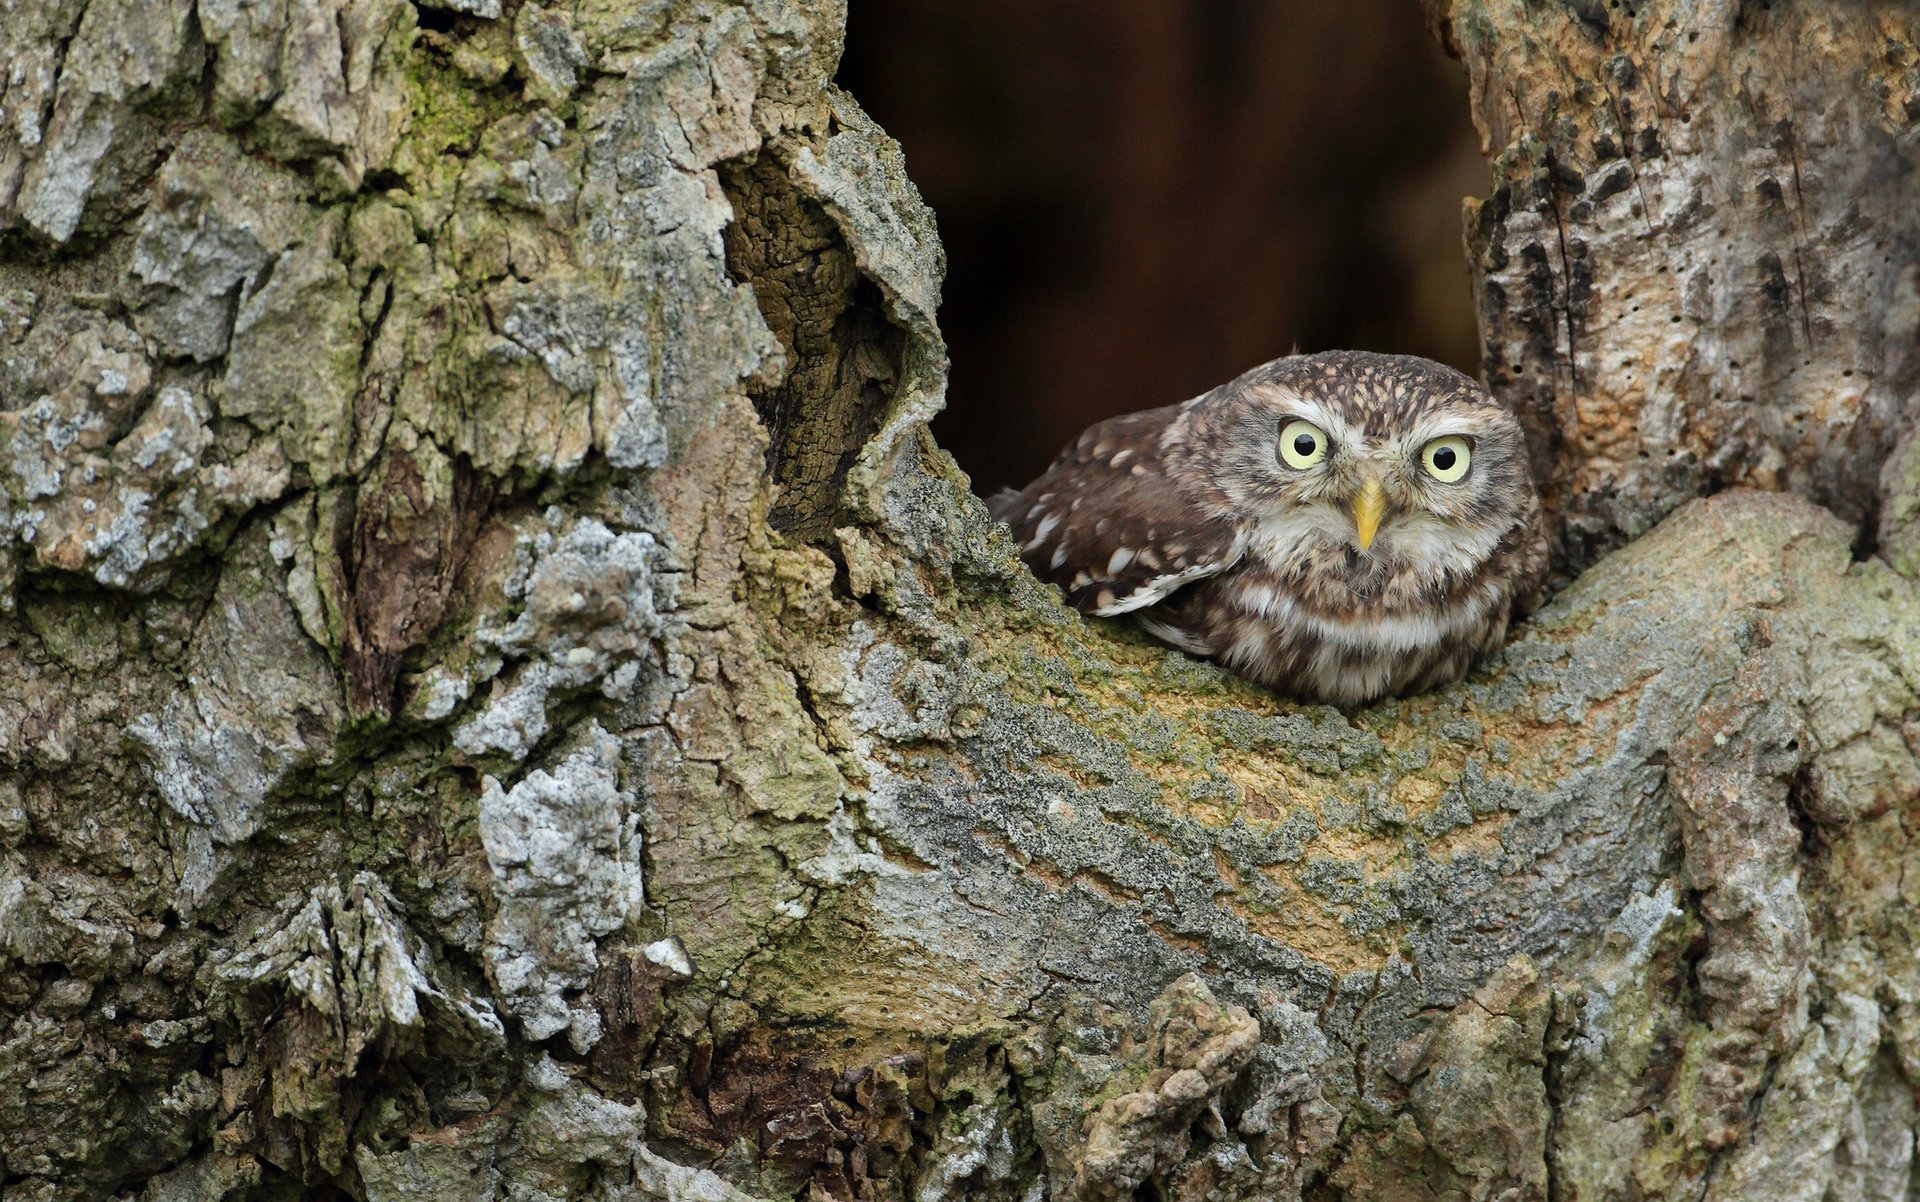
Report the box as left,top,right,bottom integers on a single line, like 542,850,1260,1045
1254,354,1497,440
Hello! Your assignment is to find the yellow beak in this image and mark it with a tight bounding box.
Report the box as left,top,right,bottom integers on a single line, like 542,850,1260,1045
1352,476,1386,551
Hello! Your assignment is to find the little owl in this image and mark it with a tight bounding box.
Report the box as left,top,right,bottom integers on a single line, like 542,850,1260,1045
989,351,1549,706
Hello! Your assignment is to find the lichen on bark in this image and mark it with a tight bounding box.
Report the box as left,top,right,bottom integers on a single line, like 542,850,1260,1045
2,2,1920,1202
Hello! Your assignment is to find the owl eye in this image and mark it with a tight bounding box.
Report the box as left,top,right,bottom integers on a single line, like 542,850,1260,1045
1421,436,1472,483
1278,420,1328,469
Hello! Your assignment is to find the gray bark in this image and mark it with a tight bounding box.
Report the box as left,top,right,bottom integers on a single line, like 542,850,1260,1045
0,3,1917,1202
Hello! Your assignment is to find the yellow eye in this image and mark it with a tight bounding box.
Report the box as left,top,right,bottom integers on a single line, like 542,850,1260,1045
1421,436,1472,483
1279,420,1328,469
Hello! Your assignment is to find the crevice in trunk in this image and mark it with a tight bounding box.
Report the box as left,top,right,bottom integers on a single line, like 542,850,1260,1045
719,150,905,544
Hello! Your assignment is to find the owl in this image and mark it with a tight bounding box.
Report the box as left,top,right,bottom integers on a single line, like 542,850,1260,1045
989,351,1549,706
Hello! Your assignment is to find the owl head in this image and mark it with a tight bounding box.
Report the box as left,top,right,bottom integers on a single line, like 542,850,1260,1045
1191,350,1537,582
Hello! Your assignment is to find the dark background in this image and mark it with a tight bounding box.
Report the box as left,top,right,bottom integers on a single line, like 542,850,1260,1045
837,2,1488,495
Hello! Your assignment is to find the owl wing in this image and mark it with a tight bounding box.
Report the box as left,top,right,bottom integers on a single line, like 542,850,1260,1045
988,404,1246,618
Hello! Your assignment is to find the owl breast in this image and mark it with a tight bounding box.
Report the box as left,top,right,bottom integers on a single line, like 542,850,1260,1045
1157,573,1508,706
1137,512,1545,706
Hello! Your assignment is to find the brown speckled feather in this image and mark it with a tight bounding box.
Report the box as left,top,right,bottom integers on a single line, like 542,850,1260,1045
987,403,1244,616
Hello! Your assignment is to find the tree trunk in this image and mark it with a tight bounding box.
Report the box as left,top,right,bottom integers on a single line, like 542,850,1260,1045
1,2,1917,1201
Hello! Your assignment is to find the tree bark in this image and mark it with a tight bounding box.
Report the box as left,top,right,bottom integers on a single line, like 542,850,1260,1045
1,3,1918,1202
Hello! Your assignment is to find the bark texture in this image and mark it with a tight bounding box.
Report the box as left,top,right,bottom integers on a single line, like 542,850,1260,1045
0,3,1918,1202
1441,1,1920,568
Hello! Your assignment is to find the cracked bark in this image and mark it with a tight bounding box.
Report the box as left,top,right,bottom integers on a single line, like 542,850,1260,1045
1,2,1919,1202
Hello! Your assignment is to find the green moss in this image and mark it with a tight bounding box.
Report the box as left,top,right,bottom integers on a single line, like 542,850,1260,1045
402,54,517,168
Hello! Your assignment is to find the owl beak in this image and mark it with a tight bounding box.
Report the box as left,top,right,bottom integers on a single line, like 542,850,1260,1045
1352,476,1387,551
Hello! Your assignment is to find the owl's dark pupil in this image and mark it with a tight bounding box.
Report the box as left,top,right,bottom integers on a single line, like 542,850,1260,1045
1292,433,1317,456
1433,447,1456,470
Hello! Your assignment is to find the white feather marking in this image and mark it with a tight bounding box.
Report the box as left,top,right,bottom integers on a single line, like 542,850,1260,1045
1089,562,1226,616
1229,582,1496,654
1107,548,1135,573
1137,613,1215,656
1375,511,1507,572
1031,513,1060,544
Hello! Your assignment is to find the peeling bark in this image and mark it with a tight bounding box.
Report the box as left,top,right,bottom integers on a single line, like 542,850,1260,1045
1,3,1919,1202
